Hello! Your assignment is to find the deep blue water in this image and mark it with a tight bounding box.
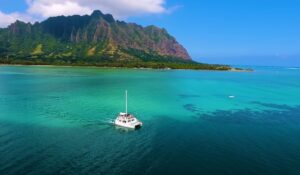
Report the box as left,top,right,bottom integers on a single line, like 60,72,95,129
0,65,300,175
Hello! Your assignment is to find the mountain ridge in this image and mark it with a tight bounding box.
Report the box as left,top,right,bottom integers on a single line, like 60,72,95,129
0,10,232,70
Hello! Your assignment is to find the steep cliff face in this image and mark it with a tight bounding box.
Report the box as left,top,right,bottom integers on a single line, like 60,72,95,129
0,10,191,61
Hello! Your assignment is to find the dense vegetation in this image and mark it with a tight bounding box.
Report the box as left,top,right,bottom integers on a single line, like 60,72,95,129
0,10,232,70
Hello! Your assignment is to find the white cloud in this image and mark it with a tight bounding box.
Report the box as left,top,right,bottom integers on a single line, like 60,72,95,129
27,1,92,18
0,0,173,27
0,11,35,28
27,0,168,19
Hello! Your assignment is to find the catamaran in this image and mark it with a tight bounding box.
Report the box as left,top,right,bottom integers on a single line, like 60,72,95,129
114,90,143,129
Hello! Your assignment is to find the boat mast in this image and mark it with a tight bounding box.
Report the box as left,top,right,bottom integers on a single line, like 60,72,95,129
125,90,128,115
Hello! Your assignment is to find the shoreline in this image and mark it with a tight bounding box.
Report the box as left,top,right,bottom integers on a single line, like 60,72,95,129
0,63,253,72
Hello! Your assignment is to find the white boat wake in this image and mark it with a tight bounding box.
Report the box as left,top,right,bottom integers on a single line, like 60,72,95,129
97,118,115,125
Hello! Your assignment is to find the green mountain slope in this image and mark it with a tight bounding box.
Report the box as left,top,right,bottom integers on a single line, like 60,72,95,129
0,10,231,70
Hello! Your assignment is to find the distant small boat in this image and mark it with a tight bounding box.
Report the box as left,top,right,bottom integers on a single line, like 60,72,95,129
114,90,143,129
229,95,235,98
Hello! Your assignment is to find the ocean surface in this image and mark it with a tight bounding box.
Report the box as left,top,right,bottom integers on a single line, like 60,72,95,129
0,65,300,175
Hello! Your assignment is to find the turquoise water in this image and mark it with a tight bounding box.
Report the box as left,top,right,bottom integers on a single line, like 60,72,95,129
0,65,300,175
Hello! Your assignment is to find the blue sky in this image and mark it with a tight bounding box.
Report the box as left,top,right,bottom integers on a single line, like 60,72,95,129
0,0,299,66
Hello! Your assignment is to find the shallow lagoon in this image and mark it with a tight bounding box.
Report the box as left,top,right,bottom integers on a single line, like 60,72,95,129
0,66,300,175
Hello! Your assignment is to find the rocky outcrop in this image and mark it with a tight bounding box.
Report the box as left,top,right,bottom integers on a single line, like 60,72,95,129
1,10,191,61
39,10,191,60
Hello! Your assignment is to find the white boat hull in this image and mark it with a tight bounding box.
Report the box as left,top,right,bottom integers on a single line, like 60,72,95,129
114,119,143,129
